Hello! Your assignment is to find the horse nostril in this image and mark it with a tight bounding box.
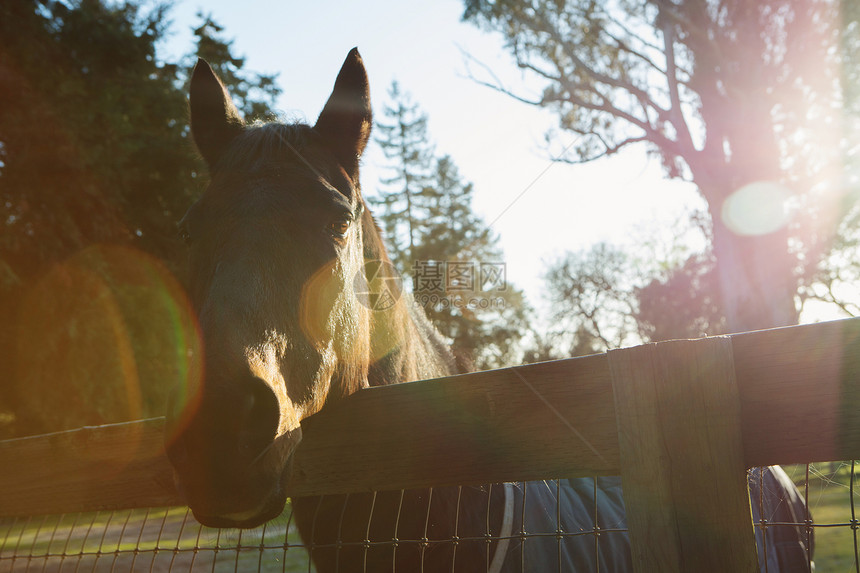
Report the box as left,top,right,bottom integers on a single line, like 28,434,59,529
237,377,281,458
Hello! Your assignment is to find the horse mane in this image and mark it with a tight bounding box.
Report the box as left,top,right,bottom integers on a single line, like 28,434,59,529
359,200,457,387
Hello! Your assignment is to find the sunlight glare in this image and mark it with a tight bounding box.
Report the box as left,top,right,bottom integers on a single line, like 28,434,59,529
721,181,790,237
17,245,201,463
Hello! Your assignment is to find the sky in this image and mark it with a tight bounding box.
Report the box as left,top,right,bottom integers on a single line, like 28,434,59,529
161,0,705,319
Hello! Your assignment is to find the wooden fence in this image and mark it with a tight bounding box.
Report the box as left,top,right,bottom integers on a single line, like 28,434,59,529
2,318,860,571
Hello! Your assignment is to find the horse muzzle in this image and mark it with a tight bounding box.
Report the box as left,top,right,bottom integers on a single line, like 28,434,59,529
168,423,302,529
190,490,288,529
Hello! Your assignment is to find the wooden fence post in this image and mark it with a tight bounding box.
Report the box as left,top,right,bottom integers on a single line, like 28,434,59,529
608,337,758,572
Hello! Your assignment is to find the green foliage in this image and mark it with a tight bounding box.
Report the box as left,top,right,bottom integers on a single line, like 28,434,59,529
0,1,278,437
798,200,860,318
371,81,436,273
11,246,199,434
543,242,643,352
0,0,195,278
0,0,196,437
371,83,530,369
540,212,723,354
635,253,726,341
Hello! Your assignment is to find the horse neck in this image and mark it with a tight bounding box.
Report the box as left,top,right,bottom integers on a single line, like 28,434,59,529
361,208,455,387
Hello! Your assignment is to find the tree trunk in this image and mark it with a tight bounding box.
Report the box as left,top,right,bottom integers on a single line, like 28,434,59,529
710,209,798,334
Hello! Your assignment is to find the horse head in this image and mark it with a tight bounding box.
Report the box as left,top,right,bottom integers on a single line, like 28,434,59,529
165,49,374,528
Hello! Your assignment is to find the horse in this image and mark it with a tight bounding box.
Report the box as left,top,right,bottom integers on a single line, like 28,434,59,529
164,49,813,572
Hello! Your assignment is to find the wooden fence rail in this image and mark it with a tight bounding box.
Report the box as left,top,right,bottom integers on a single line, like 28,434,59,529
3,318,860,571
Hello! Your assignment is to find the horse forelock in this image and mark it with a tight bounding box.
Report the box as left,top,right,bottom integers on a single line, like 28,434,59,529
215,123,313,174
212,122,363,202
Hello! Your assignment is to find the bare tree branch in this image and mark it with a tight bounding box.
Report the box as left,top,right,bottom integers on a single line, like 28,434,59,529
530,12,669,120
603,28,676,76
657,4,698,161
463,45,677,163
459,49,545,106
544,82,681,154
552,135,651,164
801,280,860,317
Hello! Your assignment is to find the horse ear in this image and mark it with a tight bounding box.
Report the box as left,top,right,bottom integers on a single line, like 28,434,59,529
189,58,245,167
315,48,372,182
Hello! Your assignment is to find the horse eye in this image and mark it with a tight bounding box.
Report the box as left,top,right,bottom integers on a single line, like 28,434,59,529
328,217,351,239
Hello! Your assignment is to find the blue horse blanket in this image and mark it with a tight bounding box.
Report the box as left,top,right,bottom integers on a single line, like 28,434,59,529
492,466,812,572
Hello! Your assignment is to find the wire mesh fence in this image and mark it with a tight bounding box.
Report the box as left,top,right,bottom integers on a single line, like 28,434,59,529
0,477,627,573
777,461,860,571
0,505,309,572
1,463,858,572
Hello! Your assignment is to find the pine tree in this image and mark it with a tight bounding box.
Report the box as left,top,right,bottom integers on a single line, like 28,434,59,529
371,87,529,370
0,0,194,276
188,14,281,122
414,156,492,263
0,3,283,437
371,82,436,274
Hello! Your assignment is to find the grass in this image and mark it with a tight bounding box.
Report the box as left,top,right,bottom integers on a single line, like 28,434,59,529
0,505,312,572
1,466,859,571
782,462,860,571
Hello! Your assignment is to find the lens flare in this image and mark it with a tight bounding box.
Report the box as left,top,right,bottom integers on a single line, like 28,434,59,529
16,245,201,464
721,181,790,237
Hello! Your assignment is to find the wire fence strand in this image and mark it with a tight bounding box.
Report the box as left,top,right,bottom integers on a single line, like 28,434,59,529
2,464,860,572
